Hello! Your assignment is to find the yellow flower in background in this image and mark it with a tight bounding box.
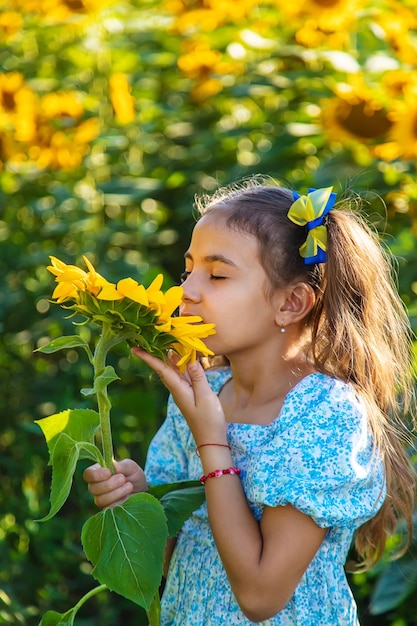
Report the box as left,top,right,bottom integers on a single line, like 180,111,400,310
320,78,391,147
109,74,135,125
16,0,115,23
272,0,360,30
0,72,37,143
178,39,243,101
374,0,417,65
46,256,216,369
375,85,417,161
0,72,99,171
41,92,84,119
0,11,23,40
165,0,257,32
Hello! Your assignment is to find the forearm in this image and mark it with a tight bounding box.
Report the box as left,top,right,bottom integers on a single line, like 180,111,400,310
199,447,289,620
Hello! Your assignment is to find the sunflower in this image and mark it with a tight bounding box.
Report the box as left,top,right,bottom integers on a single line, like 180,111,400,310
272,0,361,33
165,0,257,32
374,86,417,161
109,74,135,125
0,11,23,40
46,257,216,370
178,39,243,101
17,0,114,23
374,0,417,65
0,72,37,142
320,77,392,148
41,92,84,119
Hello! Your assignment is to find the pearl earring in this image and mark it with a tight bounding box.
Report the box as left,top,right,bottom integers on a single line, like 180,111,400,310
280,326,286,333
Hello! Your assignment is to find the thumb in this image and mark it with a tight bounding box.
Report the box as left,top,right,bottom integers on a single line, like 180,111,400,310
187,360,211,395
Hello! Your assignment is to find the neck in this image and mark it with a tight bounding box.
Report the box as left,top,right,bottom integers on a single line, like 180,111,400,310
224,336,314,411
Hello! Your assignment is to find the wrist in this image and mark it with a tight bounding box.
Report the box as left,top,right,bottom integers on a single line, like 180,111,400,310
198,445,234,475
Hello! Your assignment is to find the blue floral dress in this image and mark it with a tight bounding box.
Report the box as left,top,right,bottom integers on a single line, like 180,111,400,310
145,368,386,625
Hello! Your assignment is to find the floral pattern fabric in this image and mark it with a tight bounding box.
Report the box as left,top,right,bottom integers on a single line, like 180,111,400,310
145,369,386,625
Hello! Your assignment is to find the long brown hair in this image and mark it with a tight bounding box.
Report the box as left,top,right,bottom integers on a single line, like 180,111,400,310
196,178,416,569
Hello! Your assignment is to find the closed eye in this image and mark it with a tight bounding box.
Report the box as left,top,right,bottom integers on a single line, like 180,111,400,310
210,275,226,281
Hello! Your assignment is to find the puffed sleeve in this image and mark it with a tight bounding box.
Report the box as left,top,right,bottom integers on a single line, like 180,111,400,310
144,367,232,486
246,374,386,529
144,394,194,485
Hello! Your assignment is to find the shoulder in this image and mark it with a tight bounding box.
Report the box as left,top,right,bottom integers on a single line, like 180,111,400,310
283,372,366,432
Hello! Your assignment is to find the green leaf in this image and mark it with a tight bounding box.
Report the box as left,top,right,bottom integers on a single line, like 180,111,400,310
35,409,101,456
39,608,77,626
160,486,206,537
148,479,202,499
81,493,168,611
35,409,103,521
36,336,93,362
94,365,120,392
148,480,205,536
38,609,77,626
370,557,417,614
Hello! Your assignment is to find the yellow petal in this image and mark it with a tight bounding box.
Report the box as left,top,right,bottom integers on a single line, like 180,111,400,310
96,282,124,301
146,273,164,293
117,278,149,306
52,282,79,302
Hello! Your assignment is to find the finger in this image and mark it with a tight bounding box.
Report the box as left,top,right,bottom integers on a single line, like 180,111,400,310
83,463,112,484
87,472,128,497
132,347,183,389
186,360,213,398
93,482,134,509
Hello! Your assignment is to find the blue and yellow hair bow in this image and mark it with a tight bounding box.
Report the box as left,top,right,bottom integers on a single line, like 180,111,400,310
287,187,337,265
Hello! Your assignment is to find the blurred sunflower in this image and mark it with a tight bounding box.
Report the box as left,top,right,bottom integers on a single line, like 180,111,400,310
0,72,37,141
320,78,391,148
375,86,417,161
28,116,99,170
109,74,136,125
0,11,23,40
374,0,417,64
165,0,257,32
16,0,115,22
272,0,361,36
41,91,84,119
382,69,417,99
178,39,243,101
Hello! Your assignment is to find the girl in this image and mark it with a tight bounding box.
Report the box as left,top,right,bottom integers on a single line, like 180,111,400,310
84,181,416,625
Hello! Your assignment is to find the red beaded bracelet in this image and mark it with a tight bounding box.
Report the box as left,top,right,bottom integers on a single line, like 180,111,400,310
199,467,241,485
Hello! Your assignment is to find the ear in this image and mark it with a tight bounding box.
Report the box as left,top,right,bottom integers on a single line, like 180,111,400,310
273,282,315,327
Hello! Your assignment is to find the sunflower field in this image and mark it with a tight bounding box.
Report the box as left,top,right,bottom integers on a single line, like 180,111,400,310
1,0,417,624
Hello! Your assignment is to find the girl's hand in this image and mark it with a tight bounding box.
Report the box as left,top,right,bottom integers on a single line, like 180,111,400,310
83,459,147,509
131,347,227,446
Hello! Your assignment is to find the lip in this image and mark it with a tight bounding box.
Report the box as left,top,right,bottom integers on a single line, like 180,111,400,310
179,311,205,323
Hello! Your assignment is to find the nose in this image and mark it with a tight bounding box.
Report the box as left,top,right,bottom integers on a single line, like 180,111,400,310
181,272,201,304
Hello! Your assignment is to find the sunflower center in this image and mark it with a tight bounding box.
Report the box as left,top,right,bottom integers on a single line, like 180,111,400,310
342,102,392,140
64,0,85,10
311,0,341,7
1,90,16,112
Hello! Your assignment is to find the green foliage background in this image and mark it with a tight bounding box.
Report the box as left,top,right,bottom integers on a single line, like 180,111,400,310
1,0,417,624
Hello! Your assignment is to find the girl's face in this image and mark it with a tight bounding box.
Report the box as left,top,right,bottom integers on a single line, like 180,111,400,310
180,212,285,359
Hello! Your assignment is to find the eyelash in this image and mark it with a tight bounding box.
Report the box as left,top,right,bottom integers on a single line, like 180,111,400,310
180,271,226,282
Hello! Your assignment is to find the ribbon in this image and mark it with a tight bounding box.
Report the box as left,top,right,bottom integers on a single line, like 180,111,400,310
287,186,337,264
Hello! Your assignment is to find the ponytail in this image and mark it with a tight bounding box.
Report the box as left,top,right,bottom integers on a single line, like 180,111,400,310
311,207,416,568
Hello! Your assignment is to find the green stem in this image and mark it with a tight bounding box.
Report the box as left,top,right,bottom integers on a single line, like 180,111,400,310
93,322,116,473
146,592,161,626
74,584,108,613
